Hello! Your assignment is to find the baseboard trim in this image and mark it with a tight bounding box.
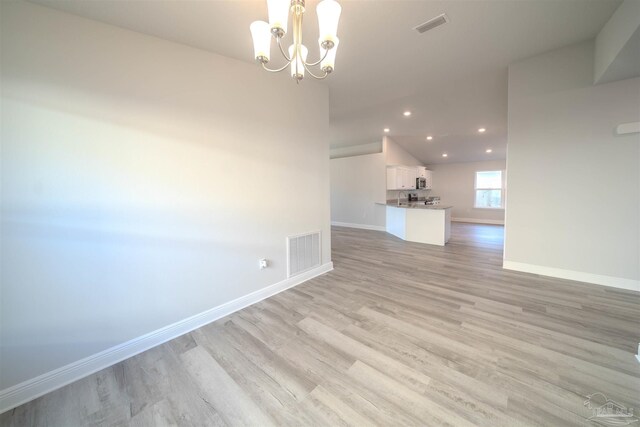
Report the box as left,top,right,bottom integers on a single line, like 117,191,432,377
0,262,334,415
331,221,386,232
452,217,504,225
503,260,639,292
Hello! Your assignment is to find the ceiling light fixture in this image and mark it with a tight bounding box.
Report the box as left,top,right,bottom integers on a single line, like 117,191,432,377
478,128,486,133
403,111,412,117
442,153,448,157
426,136,433,140
250,0,341,82
384,128,390,133
486,149,492,153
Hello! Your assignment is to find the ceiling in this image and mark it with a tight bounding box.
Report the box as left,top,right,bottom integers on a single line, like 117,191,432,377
29,0,621,164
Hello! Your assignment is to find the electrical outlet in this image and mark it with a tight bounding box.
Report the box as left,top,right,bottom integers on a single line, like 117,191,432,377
259,258,268,269
636,343,640,364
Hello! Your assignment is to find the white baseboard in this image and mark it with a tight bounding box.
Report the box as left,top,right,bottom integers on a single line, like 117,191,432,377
452,217,504,225
503,260,639,292
0,262,334,415
331,221,386,232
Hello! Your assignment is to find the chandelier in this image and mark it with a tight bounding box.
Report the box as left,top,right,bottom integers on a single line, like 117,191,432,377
249,0,342,82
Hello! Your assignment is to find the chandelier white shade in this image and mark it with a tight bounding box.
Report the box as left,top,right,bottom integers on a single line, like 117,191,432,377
316,0,341,43
249,21,272,62
250,0,342,81
267,0,290,34
289,44,309,79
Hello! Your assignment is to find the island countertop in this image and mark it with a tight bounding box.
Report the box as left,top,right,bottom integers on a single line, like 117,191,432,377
376,202,453,210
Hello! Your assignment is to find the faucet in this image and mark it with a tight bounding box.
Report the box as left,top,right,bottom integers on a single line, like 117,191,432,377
397,191,407,206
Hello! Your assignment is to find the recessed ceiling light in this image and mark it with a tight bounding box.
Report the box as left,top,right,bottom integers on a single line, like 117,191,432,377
426,136,433,140
403,111,412,117
442,153,448,157
384,128,390,133
478,128,486,133
486,149,492,153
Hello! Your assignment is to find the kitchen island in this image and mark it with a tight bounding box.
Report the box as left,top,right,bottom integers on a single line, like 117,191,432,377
380,203,452,246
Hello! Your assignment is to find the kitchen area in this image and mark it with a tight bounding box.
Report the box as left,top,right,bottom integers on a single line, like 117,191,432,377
381,165,452,246
329,137,459,247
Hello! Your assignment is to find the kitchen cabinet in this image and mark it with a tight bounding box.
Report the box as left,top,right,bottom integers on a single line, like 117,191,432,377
386,205,451,246
416,167,433,189
403,168,418,189
424,170,433,189
387,166,417,190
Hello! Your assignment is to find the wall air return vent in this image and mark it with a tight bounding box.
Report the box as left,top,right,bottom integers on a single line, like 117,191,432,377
414,13,449,34
287,231,321,278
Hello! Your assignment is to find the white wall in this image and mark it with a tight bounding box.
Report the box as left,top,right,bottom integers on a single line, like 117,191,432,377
505,40,639,291
384,136,423,167
1,1,330,392
428,160,506,224
330,152,387,230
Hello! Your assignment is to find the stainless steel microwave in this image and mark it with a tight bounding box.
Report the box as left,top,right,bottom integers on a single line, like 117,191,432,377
416,177,427,189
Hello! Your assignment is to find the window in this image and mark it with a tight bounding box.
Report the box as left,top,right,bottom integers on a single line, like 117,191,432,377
474,170,505,209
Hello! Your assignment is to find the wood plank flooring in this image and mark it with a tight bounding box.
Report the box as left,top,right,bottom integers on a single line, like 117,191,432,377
2,223,639,426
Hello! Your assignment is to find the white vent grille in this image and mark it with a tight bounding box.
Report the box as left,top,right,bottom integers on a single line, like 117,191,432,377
287,231,321,277
414,13,449,34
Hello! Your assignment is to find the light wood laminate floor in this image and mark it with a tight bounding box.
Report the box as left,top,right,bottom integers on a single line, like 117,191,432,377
2,224,639,426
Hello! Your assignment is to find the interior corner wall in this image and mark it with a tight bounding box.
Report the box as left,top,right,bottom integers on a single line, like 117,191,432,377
330,152,387,230
427,160,506,224
384,136,423,167
0,1,330,392
594,0,640,84
330,141,383,159
505,40,640,291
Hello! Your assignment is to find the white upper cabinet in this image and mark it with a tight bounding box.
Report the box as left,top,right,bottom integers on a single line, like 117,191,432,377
405,167,417,189
388,166,432,190
386,167,398,189
424,169,433,189
386,166,417,190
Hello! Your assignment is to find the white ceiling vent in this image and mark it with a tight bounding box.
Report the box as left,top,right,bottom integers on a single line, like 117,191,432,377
414,13,449,34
